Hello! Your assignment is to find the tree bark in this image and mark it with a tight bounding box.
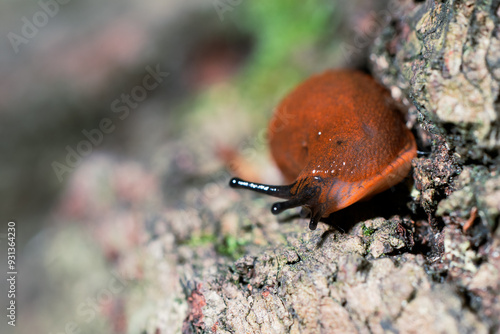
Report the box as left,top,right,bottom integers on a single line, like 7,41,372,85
181,1,500,333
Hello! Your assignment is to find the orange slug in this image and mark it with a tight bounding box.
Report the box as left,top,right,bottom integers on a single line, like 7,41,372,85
229,70,417,230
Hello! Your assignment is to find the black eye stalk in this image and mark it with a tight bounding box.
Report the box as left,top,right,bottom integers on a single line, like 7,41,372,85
229,177,324,230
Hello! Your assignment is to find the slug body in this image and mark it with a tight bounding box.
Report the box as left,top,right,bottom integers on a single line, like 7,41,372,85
230,70,417,230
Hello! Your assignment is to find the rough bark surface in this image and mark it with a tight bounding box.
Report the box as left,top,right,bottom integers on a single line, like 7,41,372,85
178,1,500,333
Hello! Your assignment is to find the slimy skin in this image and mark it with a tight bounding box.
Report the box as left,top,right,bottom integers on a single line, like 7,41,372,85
230,70,417,230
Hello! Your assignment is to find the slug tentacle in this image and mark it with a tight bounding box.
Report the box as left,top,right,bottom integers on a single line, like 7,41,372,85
229,178,296,199
308,208,325,230
230,176,327,230
271,199,304,214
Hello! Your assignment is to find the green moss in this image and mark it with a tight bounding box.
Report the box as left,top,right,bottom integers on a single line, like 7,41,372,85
184,233,247,259
362,224,375,237
216,235,248,260
185,233,217,247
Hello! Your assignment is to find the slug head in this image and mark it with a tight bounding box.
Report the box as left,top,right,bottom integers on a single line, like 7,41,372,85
229,175,331,230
